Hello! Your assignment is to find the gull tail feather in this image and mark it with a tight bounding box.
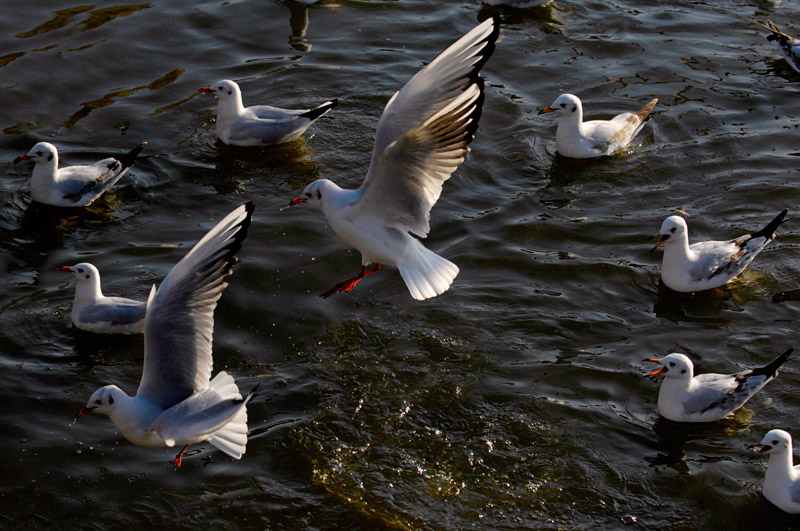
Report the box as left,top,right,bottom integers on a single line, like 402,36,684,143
398,240,459,300
208,378,259,460
748,347,794,379
749,208,789,241
299,99,338,121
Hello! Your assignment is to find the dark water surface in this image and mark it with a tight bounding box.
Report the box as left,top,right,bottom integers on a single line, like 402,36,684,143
2,0,800,528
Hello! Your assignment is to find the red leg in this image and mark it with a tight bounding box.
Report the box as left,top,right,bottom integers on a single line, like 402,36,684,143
320,263,381,298
173,444,190,467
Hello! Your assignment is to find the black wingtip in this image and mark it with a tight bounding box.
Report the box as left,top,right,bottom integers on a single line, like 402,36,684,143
751,347,794,379
749,208,789,240
299,99,337,121
118,141,147,169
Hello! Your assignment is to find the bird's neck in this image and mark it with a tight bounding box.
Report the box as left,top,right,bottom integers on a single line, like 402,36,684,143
74,278,104,304
555,108,585,138
765,449,798,486
216,97,246,130
657,376,692,407
321,184,360,215
30,157,59,189
662,236,695,265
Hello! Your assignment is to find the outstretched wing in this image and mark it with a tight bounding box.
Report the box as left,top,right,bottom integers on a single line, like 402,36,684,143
352,17,499,237
136,202,254,409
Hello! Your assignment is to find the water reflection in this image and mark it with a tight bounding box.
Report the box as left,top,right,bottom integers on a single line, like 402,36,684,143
283,0,340,52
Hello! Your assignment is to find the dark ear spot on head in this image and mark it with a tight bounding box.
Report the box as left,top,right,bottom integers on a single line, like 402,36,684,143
48,154,53,161
317,189,321,200
681,369,687,374
85,275,90,279
228,90,232,95
108,395,114,405
571,105,577,113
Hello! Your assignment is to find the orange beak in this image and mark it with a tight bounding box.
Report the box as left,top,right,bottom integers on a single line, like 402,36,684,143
287,197,307,207
538,107,555,115
13,154,31,164
198,86,213,94
58,266,72,272
748,443,771,457
649,233,669,252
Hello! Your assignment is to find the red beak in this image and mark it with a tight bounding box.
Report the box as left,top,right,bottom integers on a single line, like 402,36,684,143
74,406,95,421
287,197,307,207
198,86,213,94
58,266,72,272
13,154,31,164
643,358,667,377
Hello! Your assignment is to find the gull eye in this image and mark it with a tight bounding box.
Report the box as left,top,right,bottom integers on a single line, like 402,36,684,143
94,399,102,405
669,362,676,367
36,151,43,156
305,192,312,198
670,227,677,233
218,86,224,91
773,440,779,445
560,103,566,108
77,268,84,273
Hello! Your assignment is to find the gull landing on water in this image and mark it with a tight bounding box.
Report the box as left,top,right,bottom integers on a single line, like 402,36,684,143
74,203,257,467
756,19,800,74
59,263,146,335
751,429,800,514
538,94,657,158
644,349,793,423
287,16,500,300
650,209,788,293
14,141,146,207
198,80,337,146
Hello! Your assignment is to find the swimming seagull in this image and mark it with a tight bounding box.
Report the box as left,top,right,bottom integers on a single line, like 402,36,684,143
537,94,657,158
286,16,500,300
198,79,337,146
644,349,793,423
650,209,788,293
58,262,147,335
13,141,146,207
74,202,257,467
756,20,800,74
750,429,800,514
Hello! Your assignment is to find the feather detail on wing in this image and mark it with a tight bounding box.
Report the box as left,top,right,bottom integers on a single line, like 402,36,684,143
360,15,499,191
137,202,254,409
352,82,482,237
603,98,658,149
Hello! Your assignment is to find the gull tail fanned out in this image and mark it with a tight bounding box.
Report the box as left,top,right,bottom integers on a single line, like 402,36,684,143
398,240,460,301
299,99,338,121
206,373,259,459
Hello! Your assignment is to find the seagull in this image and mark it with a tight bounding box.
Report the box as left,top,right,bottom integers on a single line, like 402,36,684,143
198,79,337,146
650,209,788,293
644,348,793,423
751,429,800,514
286,17,500,300
58,262,146,334
756,20,800,74
13,141,146,207
74,202,257,467
537,94,657,158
